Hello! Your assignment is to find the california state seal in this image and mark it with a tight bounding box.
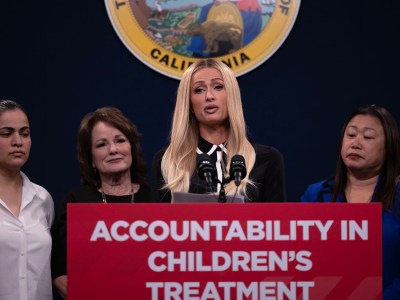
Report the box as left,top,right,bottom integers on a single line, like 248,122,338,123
105,0,300,79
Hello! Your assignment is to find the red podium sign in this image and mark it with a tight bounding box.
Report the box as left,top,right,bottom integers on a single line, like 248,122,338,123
68,203,382,299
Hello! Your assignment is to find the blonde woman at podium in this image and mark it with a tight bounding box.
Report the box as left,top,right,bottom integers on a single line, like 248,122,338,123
51,107,150,298
300,105,400,299
0,100,54,300
151,58,286,203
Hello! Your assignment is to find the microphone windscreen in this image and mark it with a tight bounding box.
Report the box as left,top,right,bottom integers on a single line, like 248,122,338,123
230,154,246,174
230,155,247,186
196,153,216,182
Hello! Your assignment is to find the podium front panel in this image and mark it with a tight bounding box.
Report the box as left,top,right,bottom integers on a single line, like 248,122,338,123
67,203,382,299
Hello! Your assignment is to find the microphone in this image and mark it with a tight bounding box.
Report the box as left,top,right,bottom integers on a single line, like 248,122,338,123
230,155,247,187
196,153,217,185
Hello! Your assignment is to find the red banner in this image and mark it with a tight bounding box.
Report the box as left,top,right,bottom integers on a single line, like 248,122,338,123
67,203,382,299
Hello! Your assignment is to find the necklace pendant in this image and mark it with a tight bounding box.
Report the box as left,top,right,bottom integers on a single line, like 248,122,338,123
100,184,135,203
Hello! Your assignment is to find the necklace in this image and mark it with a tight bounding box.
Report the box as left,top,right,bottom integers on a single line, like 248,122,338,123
100,184,135,203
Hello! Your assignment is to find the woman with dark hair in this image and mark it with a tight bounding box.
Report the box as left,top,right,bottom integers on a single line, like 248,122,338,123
0,99,54,300
301,105,400,298
51,107,150,298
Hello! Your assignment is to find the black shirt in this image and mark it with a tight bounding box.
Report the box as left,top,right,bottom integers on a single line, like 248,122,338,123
51,184,151,278
151,138,286,203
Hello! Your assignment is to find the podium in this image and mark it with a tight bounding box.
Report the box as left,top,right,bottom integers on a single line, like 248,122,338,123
68,203,382,299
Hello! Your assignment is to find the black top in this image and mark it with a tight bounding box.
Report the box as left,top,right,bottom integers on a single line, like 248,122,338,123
151,138,286,203
50,184,151,279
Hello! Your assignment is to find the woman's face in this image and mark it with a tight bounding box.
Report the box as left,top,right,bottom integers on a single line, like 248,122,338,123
190,67,228,129
341,114,386,176
0,109,31,171
91,121,132,177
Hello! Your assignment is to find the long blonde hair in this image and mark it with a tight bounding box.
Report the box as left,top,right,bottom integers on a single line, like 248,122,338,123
161,59,256,197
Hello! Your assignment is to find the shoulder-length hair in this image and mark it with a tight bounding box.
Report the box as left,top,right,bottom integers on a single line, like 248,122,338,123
332,104,400,210
161,59,255,196
77,106,147,189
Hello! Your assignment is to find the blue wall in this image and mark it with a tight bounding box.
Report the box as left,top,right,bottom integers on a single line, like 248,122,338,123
1,0,399,213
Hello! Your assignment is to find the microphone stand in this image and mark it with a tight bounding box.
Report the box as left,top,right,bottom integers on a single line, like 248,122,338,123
218,177,228,203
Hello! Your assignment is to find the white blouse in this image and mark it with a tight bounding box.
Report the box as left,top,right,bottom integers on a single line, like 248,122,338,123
0,172,54,300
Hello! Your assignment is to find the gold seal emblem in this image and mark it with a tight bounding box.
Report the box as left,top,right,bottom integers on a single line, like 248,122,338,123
105,0,300,79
